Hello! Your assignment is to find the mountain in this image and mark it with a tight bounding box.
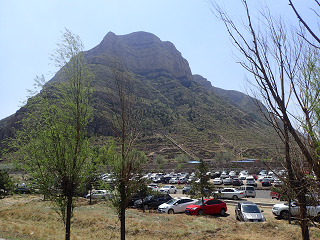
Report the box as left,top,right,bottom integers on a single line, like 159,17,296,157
0,31,280,161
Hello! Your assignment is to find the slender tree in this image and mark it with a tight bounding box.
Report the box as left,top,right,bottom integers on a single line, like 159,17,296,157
9,29,93,240
187,159,216,216
212,1,320,238
105,63,146,240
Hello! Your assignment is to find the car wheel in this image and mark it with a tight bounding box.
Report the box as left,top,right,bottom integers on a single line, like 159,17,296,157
143,205,149,211
220,208,226,216
174,190,177,194
168,209,174,214
280,210,289,220
232,195,238,200
197,209,204,215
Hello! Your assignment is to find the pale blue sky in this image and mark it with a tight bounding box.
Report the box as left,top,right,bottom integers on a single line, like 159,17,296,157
0,0,317,120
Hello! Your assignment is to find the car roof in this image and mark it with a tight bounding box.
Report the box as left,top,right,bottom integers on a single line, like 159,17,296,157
239,201,256,206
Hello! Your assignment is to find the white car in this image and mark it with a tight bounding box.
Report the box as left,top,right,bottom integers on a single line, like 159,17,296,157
272,201,320,220
218,188,245,200
213,178,223,185
169,178,179,184
245,176,257,187
148,183,159,191
239,173,248,180
86,190,112,199
159,185,177,194
158,197,197,214
229,171,236,178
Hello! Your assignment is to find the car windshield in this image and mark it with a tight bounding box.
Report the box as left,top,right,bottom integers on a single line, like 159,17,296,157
242,205,260,213
194,199,205,206
166,199,177,205
145,196,153,201
163,186,170,189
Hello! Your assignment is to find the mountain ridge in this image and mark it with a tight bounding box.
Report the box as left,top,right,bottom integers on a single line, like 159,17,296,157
0,31,280,161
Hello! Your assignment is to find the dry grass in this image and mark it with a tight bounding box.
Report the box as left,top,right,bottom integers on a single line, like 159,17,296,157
0,195,320,240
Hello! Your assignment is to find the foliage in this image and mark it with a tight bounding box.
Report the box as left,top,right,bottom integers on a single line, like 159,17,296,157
8,29,93,240
153,154,166,165
188,159,215,200
0,170,14,198
174,154,190,163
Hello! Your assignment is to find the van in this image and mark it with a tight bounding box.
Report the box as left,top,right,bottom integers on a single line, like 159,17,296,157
239,185,256,198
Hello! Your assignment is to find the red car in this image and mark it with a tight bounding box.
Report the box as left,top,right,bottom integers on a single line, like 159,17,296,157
251,174,258,180
185,198,227,216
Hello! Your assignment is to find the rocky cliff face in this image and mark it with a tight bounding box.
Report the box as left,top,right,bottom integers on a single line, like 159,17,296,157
85,31,193,83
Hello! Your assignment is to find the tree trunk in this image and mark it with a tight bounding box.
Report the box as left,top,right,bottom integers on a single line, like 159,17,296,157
120,180,126,240
65,193,73,240
299,189,310,240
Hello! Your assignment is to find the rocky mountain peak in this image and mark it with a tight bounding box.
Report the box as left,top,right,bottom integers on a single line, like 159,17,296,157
85,31,193,82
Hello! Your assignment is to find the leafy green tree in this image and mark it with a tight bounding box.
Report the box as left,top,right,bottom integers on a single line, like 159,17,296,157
188,159,216,216
0,170,14,198
9,29,93,240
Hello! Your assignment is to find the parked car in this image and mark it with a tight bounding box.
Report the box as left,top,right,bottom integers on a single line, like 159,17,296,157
220,171,229,179
261,178,272,187
235,201,266,222
245,176,257,187
185,198,227,216
86,190,112,200
169,178,179,184
229,171,236,178
14,187,32,194
239,186,256,198
272,202,291,219
134,193,172,210
223,178,233,185
158,197,197,214
213,178,223,185
273,179,283,187
272,200,320,220
148,183,159,192
232,178,243,186
251,174,258,180
153,178,162,183
178,177,188,184
238,173,248,180
259,170,267,175
218,188,245,200
182,184,191,194
159,185,177,194
270,191,281,200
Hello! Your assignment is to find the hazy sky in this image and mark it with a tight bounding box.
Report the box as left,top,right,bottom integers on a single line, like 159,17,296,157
0,0,317,120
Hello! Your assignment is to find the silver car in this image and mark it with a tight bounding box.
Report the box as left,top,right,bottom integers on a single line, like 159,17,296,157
235,202,266,222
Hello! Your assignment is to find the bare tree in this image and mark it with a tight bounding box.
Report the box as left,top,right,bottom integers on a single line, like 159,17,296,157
212,1,320,239
105,62,146,240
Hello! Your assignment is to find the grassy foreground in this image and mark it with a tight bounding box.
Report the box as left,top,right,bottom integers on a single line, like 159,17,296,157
1,195,320,240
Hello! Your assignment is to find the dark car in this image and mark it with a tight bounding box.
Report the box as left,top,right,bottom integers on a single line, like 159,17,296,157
261,178,272,187
134,193,172,210
232,178,243,186
14,187,32,194
185,199,227,216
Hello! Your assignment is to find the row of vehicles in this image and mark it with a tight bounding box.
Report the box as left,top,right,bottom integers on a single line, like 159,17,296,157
135,195,266,222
